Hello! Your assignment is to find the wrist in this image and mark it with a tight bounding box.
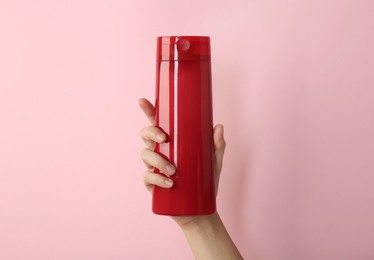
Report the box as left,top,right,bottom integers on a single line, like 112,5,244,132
180,211,220,234
179,211,244,260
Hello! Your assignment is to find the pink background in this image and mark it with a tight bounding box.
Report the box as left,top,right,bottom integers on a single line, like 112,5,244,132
1,1,374,259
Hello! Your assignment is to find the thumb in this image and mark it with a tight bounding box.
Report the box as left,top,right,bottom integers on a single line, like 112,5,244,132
213,124,226,175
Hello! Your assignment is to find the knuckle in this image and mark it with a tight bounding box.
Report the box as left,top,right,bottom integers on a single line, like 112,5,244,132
219,139,226,149
140,148,149,158
143,170,149,181
141,126,158,141
139,127,147,137
143,177,150,187
140,126,151,139
144,171,157,185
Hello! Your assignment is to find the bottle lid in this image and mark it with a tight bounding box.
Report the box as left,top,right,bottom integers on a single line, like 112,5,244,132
156,36,211,61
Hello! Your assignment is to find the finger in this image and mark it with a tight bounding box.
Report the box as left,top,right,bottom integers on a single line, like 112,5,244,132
140,126,168,149
213,124,226,175
143,170,174,191
140,148,176,176
142,157,155,171
138,98,156,125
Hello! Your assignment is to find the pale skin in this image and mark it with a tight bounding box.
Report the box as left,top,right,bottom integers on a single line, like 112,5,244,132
139,98,243,260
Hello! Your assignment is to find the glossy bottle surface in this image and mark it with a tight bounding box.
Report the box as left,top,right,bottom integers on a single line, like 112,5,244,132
153,36,215,216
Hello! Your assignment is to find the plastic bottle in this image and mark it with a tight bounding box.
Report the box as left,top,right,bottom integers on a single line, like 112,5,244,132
153,36,215,216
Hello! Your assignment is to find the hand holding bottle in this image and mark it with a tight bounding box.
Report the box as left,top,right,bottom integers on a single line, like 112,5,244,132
138,97,226,227
139,97,243,260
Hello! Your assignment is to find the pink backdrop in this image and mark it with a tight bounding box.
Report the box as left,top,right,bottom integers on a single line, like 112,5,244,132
1,1,374,259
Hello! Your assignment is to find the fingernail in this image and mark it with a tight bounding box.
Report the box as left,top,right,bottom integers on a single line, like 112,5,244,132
164,179,173,187
156,133,165,142
165,164,176,175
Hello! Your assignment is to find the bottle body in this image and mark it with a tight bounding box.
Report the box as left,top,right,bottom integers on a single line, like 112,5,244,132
152,36,215,216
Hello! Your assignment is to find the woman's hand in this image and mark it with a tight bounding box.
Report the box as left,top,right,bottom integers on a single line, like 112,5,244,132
138,97,226,228
139,97,243,259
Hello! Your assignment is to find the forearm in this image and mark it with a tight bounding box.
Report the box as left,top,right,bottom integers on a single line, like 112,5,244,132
181,212,243,260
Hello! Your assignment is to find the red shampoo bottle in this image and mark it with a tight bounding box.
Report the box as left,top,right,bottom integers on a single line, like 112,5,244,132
153,36,215,216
